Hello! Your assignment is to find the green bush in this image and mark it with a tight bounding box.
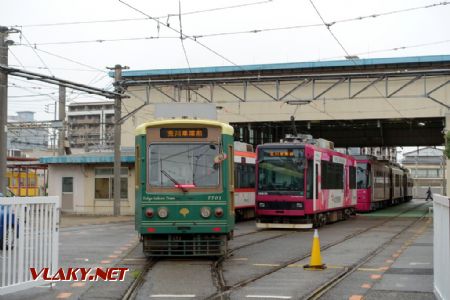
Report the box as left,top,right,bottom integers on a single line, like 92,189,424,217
445,131,450,159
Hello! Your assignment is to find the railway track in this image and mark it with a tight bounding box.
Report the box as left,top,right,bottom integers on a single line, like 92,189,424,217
206,202,429,300
120,202,428,300
303,204,430,300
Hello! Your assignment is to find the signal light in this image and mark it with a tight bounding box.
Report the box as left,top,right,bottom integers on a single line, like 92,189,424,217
147,227,156,233
213,227,222,232
215,207,224,217
145,208,154,218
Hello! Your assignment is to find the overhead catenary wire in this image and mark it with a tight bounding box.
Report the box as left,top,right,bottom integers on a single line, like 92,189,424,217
11,0,274,28
179,0,192,73
18,1,450,45
19,31,55,77
308,0,405,118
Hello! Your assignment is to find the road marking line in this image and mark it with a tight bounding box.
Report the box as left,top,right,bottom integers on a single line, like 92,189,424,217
124,258,147,261
361,283,372,289
380,266,389,271
71,282,86,287
150,295,196,298
357,268,381,272
371,274,382,280
100,260,111,264
253,263,280,267
232,257,248,261
56,292,72,299
349,295,363,300
109,255,119,258
246,295,291,299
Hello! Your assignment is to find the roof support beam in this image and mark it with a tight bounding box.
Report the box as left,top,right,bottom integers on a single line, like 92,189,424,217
217,84,246,102
248,82,278,101
190,89,212,103
387,75,422,98
313,78,345,100
350,76,385,99
152,85,178,102
279,79,311,101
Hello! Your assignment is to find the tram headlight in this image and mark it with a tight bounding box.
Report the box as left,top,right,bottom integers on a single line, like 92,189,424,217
157,207,169,219
258,202,265,208
200,207,211,218
215,207,224,218
145,208,154,218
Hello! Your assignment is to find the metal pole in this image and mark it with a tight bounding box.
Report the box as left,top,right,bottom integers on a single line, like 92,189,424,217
113,64,123,216
58,86,66,155
0,27,9,195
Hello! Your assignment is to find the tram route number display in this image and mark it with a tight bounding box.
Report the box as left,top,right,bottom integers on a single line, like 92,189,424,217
160,128,208,138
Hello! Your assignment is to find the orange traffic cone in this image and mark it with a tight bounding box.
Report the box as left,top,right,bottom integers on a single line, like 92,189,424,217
303,229,326,270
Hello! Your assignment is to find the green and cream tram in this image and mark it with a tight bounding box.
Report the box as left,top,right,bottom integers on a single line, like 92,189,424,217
135,119,235,256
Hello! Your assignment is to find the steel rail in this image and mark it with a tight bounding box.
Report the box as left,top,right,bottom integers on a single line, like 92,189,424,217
205,202,428,300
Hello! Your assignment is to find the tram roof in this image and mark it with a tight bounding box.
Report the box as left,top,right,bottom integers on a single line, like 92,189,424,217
135,119,234,136
120,55,450,78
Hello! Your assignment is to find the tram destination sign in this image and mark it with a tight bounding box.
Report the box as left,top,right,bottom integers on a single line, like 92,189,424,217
160,128,208,138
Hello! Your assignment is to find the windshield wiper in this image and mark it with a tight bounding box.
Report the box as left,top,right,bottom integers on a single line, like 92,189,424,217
161,170,188,193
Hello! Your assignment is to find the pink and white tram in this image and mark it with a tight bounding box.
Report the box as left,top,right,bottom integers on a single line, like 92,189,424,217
255,135,356,229
234,142,256,219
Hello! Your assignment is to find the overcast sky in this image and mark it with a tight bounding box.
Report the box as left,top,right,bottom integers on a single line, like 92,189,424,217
2,0,450,120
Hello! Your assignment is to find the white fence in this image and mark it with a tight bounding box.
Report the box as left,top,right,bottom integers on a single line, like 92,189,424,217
0,196,60,295
434,194,450,300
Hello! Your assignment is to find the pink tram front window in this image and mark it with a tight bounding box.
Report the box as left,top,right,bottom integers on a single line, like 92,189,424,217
356,162,371,189
257,148,305,196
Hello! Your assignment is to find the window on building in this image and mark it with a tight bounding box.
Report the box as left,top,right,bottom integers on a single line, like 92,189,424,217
62,177,73,193
94,168,128,199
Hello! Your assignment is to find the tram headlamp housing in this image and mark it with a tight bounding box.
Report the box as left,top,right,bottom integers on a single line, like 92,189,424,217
258,202,265,208
215,207,224,218
200,207,211,218
145,208,154,218
157,207,169,219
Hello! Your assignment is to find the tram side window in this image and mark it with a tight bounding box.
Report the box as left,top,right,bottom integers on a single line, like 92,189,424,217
349,166,356,189
321,161,344,189
306,160,313,199
235,163,256,188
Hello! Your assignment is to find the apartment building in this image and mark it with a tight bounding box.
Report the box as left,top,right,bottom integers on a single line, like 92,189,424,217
67,101,114,151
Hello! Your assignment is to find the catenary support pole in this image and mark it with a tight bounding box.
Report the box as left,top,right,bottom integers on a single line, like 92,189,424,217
58,86,66,155
0,27,9,195
113,64,124,216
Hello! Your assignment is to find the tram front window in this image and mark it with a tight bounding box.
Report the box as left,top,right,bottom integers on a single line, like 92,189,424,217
149,143,220,188
356,163,371,189
257,148,305,195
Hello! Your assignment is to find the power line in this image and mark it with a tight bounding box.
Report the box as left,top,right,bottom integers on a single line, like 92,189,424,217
16,44,107,73
179,0,192,72
11,0,274,28
21,1,450,48
309,0,405,118
119,0,340,120
20,32,55,77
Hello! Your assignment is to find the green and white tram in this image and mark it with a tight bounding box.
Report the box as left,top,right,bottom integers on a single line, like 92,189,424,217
135,119,235,256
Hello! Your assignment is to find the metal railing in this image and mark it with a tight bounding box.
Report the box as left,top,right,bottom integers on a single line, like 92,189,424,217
0,196,59,295
433,194,450,300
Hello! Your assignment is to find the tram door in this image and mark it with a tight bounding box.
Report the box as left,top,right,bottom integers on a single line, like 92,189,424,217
313,152,321,212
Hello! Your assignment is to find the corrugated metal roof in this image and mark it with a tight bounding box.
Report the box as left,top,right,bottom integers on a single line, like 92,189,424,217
119,55,450,78
40,152,135,164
